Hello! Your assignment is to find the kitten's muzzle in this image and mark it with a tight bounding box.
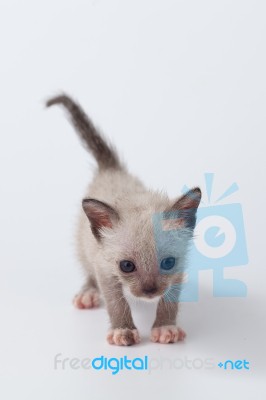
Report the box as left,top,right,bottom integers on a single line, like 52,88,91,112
142,286,158,296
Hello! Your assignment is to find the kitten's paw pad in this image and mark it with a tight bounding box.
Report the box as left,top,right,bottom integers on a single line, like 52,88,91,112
107,328,141,346
73,289,100,309
150,326,186,344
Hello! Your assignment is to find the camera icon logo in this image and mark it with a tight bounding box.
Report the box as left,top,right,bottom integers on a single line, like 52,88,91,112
154,173,249,302
192,203,248,269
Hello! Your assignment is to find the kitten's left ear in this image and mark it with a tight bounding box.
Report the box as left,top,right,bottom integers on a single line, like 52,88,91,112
165,187,201,230
82,198,119,239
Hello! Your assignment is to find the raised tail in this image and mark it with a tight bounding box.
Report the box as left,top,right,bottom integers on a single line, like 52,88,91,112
46,94,121,170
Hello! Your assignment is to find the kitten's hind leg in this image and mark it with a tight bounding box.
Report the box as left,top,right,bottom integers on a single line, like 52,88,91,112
73,275,100,309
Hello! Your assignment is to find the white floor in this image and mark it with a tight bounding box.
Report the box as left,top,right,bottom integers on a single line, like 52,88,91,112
1,246,265,399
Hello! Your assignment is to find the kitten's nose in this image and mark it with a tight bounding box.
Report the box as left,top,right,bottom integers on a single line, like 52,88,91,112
143,286,158,295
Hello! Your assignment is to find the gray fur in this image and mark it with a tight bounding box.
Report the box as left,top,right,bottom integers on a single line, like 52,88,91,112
46,94,121,170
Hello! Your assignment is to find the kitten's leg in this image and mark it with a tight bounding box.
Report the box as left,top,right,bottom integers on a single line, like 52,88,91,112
150,297,186,344
73,275,100,309
74,214,100,309
100,277,140,346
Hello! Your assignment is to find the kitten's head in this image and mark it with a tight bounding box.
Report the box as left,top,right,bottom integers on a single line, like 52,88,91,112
82,188,201,302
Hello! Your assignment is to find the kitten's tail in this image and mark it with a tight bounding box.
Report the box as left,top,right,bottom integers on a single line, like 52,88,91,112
46,94,122,170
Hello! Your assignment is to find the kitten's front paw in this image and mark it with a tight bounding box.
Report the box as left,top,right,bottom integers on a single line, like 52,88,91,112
107,328,141,346
150,325,186,344
73,289,100,309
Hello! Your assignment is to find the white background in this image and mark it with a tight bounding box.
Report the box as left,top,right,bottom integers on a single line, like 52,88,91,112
0,0,266,399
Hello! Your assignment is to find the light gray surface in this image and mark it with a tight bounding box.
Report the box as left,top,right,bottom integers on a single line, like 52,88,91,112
0,1,265,399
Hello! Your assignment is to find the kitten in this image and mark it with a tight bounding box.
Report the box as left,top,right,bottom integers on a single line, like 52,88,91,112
46,94,201,346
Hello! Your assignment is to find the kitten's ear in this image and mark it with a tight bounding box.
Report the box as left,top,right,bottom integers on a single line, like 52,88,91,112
165,187,201,230
82,198,119,239
172,187,201,211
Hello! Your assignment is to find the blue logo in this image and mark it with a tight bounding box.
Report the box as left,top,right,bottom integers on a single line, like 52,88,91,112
153,173,249,302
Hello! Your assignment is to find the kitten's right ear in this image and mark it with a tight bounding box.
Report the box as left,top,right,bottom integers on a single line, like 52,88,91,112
82,198,119,239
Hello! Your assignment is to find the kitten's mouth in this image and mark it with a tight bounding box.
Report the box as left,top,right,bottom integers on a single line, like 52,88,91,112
140,293,161,303
142,292,159,299
140,287,162,301
125,287,160,302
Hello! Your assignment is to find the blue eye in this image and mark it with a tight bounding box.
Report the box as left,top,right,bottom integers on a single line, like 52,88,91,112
160,257,176,271
120,260,136,273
